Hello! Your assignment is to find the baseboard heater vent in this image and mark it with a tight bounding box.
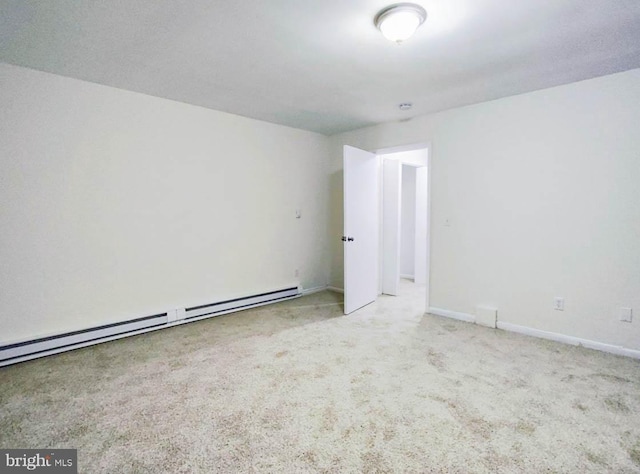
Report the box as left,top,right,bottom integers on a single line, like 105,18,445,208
0,313,168,366
185,287,299,320
0,286,300,367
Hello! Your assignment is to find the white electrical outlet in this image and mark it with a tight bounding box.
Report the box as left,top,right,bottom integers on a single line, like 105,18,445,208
619,307,633,323
554,297,565,311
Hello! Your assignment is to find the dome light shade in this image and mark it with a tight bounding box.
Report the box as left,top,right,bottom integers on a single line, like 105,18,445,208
374,3,427,44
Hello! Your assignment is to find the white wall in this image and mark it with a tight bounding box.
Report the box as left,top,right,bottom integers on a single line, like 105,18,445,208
0,63,331,344
400,165,416,278
329,68,640,351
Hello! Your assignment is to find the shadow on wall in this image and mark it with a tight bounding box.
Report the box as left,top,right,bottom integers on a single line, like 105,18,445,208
329,169,344,289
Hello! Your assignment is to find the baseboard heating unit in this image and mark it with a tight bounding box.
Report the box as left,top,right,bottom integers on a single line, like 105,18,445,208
0,286,300,367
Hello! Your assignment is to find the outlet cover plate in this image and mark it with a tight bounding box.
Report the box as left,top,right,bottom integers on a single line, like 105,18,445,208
554,297,565,311
619,307,633,323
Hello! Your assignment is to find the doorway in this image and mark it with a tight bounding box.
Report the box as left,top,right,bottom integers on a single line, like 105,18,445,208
378,145,430,307
342,143,430,315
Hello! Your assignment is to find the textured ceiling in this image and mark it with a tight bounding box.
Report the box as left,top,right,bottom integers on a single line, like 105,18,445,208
1,0,640,135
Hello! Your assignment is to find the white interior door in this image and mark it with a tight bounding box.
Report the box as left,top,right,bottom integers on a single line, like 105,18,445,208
343,145,379,314
382,159,402,295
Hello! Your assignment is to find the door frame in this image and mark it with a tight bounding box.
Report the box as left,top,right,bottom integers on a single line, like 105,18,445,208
376,142,432,309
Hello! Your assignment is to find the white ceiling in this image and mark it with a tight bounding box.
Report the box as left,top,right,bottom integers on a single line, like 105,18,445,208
2,0,640,135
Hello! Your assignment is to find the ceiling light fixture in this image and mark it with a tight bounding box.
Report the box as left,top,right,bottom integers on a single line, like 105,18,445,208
374,3,427,44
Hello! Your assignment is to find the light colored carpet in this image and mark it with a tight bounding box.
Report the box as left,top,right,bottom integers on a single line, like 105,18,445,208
1,281,639,473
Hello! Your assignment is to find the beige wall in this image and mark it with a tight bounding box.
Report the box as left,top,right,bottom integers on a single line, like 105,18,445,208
3,62,639,354
0,63,331,343
329,68,640,351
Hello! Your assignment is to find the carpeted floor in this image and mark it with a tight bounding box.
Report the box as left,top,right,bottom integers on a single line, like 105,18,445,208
1,281,639,473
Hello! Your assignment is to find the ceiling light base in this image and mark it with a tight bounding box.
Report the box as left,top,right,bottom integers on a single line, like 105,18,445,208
374,3,427,44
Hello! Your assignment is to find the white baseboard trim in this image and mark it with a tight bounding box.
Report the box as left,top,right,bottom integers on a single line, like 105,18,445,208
302,285,328,296
428,307,476,324
327,286,344,294
428,308,640,359
497,322,640,360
